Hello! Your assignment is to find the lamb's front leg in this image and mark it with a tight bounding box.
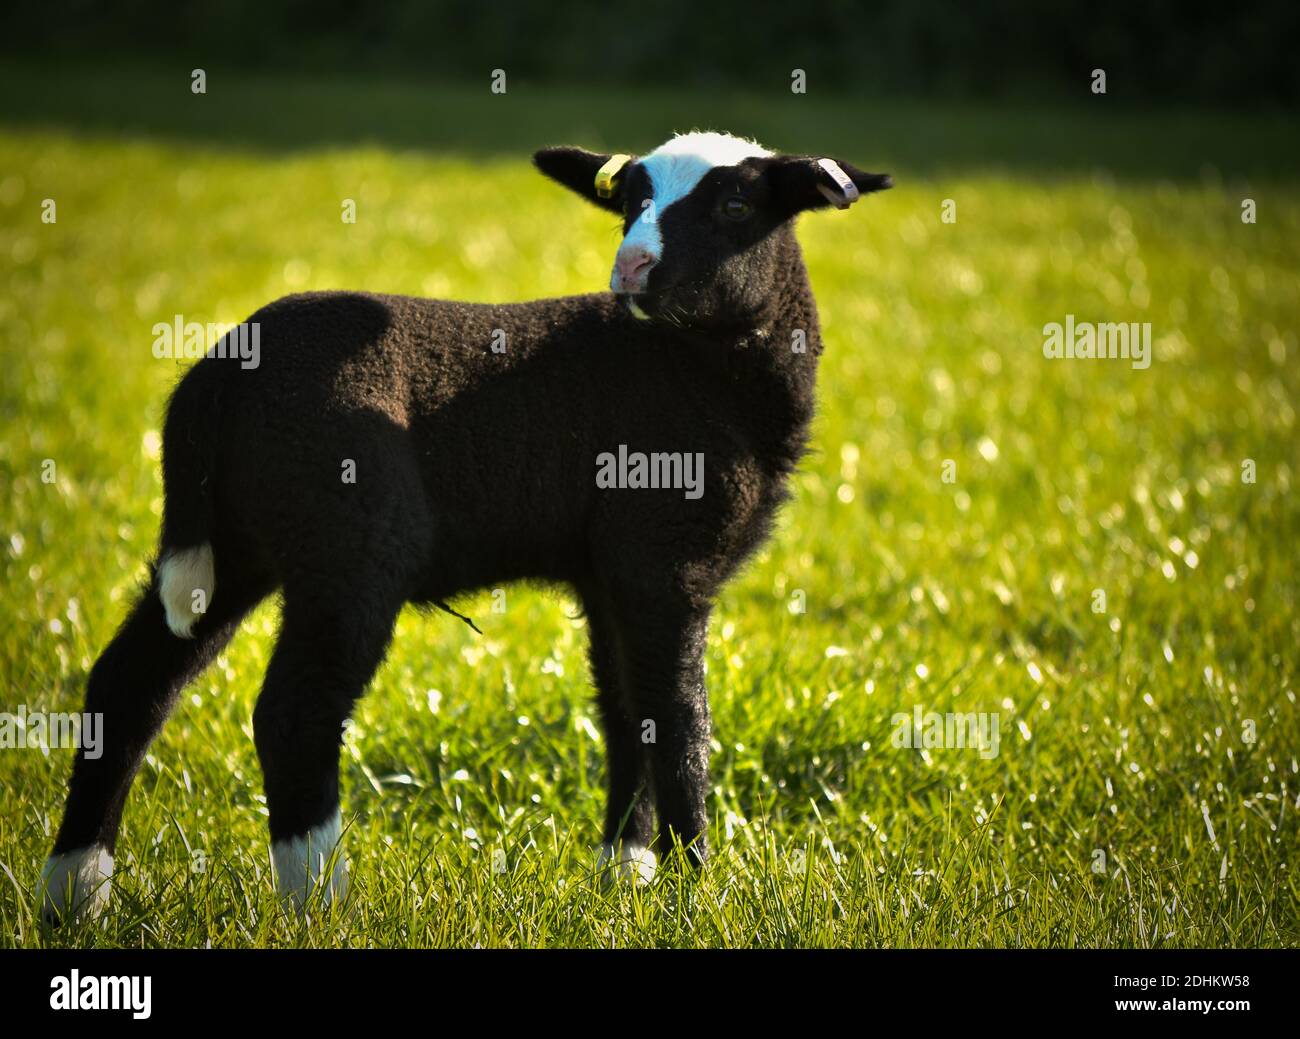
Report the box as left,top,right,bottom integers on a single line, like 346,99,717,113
619,604,712,868
585,602,656,883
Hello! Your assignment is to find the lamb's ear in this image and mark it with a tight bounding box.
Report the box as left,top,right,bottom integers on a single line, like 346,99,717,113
765,155,892,215
533,146,633,213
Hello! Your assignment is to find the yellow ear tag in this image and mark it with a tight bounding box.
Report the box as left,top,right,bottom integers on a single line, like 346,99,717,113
594,154,632,199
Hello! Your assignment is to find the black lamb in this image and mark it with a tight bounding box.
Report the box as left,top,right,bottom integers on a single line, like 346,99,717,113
40,131,891,919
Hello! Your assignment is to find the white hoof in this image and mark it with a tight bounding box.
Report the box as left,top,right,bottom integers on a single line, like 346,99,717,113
39,845,113,924
597,842,656,885
271,810,348,909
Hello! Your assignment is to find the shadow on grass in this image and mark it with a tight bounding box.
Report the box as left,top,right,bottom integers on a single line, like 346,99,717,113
2,59,1298,182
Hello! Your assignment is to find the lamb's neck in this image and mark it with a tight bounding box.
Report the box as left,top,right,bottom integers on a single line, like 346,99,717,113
720,260,823,467
752,257,823,391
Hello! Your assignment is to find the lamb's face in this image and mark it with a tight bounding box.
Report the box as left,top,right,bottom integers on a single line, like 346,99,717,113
534,132,891,329
614,138,786,326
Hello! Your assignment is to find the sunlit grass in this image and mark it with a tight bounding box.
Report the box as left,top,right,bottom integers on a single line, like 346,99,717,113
0,67,1297,948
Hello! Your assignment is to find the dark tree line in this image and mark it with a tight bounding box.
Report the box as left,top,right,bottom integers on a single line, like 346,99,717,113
4,0,1296,105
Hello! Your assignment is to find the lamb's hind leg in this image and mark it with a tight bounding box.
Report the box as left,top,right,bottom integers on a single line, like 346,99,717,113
41,560,270,924
252,418,429,908
253,579,406,909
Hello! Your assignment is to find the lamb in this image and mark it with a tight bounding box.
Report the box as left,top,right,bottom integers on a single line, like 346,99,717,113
38,131,891,921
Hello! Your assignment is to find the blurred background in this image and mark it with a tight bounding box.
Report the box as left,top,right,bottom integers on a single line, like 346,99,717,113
4,0,1299,105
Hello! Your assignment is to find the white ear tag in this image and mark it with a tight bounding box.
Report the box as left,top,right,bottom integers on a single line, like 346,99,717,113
815,158,860,209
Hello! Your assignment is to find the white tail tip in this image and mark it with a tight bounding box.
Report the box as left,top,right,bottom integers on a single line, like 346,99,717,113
158,543,215,638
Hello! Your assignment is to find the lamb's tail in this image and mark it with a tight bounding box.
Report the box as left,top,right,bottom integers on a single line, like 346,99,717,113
156,357,227,638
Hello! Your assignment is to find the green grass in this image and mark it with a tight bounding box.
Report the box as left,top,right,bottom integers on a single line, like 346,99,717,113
0,63,1297,948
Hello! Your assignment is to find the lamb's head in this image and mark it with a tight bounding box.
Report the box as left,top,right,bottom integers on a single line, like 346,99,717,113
534,131,890,328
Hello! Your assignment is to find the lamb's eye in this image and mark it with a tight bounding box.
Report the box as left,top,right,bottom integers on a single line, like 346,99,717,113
722,196,753,220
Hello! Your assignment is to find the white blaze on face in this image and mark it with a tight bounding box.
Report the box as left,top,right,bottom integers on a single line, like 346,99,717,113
612,132,771,292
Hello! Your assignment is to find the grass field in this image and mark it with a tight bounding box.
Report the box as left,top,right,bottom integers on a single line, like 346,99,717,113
0,63,1297,948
